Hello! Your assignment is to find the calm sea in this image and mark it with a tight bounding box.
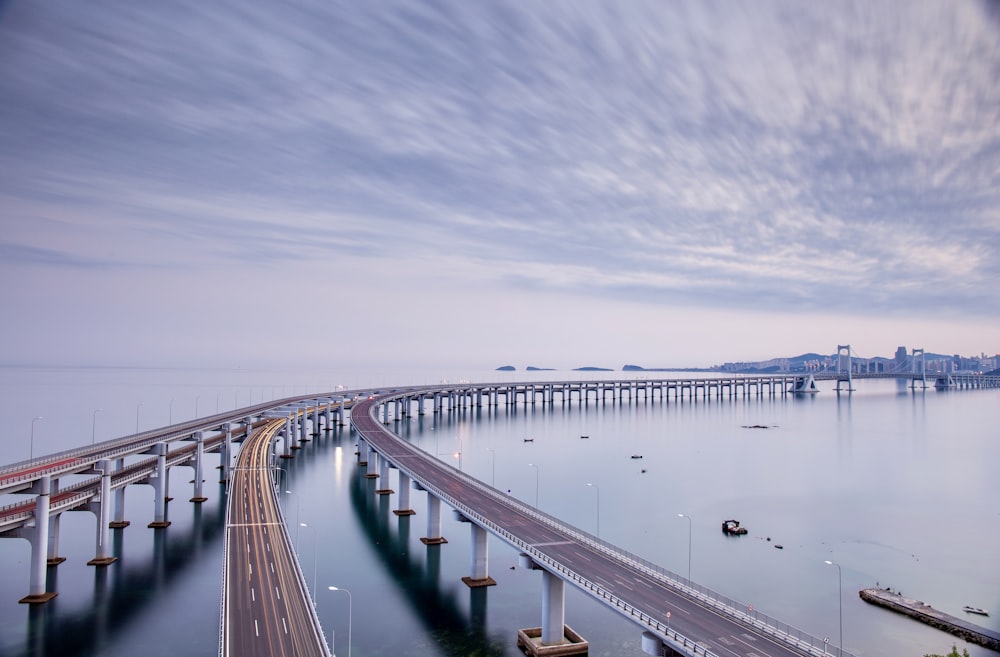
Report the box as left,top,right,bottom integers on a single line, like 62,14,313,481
0,366,997,657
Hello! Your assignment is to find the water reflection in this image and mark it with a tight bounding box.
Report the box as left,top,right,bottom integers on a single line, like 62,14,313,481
348,463,505,656
20,486,226,657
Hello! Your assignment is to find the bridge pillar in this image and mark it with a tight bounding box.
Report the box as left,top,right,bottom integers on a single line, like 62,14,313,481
110,457,130,528
376,456,393,494
463,522,495,587
20,475,56,604
365,449,379,479
280,416,295,458
312,404,321,436
420,493,447,545
190,431,207,503
541,570,566,645
220,423,233,483
394,472,415,515
357,438,369,466
325,401,333,432
88,459,117,566
46,477,65,566
299,409,309,443
148,442,170,528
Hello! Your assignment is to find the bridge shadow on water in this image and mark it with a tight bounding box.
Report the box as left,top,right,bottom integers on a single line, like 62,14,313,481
17,485,227,657
347,461,507,657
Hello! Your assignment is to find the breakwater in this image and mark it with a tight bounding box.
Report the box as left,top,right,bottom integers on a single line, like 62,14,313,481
859,588,1000,651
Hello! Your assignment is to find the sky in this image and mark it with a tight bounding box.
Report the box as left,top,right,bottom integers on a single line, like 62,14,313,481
1,1,998,372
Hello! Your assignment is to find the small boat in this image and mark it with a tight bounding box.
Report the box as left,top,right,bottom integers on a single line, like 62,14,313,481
523,438,534,442
963,606,989,616
722,519,748,535
580,435,589,439
630,454,643,459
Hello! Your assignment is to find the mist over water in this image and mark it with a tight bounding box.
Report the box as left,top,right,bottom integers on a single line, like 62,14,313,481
0,367,997,657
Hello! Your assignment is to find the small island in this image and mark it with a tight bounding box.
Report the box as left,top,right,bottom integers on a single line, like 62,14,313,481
496,365,516,371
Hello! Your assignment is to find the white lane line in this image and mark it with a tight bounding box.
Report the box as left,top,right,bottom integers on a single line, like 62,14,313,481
270,561,275,573
251,587,255,602
282,617,288,634
254,619,259,637
275,586,281,600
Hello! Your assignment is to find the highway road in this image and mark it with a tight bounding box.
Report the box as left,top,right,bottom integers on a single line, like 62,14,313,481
221,417,329,657
352,396,842,657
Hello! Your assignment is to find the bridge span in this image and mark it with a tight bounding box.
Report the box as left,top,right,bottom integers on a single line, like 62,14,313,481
1,366,997,654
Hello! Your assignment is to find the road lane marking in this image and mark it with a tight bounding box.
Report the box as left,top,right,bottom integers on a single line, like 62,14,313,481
254,619,259,637
282,617,288,634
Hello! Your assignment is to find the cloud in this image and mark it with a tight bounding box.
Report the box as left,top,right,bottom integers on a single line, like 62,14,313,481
0,0,998,368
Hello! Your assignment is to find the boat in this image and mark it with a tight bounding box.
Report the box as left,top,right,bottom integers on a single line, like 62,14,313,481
580,435,589,439
630,454,643,459
523,438,534,443
721,519,748,535
963,606,989,616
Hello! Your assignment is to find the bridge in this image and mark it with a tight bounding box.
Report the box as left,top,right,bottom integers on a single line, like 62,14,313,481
1,359,997,656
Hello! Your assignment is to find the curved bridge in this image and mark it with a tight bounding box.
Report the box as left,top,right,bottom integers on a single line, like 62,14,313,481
352,392,856,657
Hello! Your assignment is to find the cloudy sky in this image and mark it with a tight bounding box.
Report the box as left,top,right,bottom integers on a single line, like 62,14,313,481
1,1,998,372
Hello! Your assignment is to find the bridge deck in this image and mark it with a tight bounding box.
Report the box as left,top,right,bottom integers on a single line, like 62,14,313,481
221,418,329,657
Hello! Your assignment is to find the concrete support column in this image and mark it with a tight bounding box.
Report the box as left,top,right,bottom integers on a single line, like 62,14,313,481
148,443,170,528
420,493,447,545
221,423,233,482
20,475,55,604
46,477,65,566
190,432,206,502
312,404,321,436
110,458,129,528
281,416,295,456
542,570,566,645
325,402,333,432
365,449,379,479
376,457,393,494
357,438,369,466
299,411,308,443
89,460,116,566
462,523,495,587
394,472,415,516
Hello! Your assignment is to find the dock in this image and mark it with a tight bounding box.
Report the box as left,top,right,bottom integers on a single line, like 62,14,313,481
859,588,1000,652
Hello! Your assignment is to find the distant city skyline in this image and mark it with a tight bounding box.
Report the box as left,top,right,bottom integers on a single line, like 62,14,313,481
1,2,997,371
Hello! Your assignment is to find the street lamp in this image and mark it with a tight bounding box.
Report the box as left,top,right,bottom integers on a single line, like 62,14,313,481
300,522,317,595
285,490,300,541
169,398,175,424
195,395,201,419
486,448,495,487
528,463,539,507
587,483,600,537
328,586,352,657
30,416,43,460
135,402,143,434
677,513,692,580
824,560,843,655
91,409,103,445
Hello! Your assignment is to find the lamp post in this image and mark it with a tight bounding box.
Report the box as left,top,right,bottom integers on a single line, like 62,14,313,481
195,395,201,419
328,586,352,657
300,522,317,595
677,513,692,580
169,398,175,424
824,560,843,655
135,402,143,434
455,437,463,470
30,416,43,460
587,483,600,537
486,448,495,487
91,409,103,445
528,463,539,507
285,490,300,542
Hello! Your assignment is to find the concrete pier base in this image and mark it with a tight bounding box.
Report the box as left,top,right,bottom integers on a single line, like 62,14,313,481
393,509,416,516
516,626,588,657
109,521,130,529
420,536,448,545
375,488,394,495
461,575,496,588
18,592,57,605
87,556,118,566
